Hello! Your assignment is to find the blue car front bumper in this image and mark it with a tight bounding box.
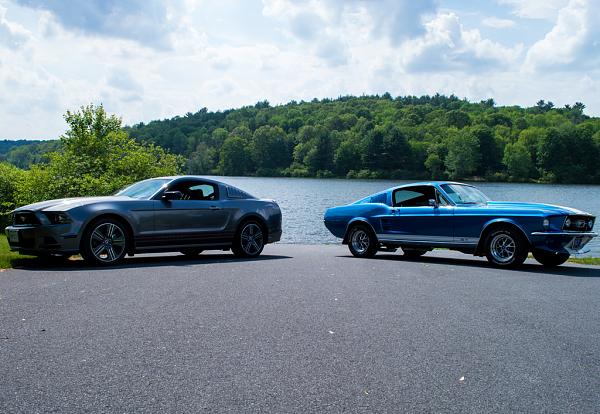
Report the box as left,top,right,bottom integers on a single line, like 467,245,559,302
530,231,597,254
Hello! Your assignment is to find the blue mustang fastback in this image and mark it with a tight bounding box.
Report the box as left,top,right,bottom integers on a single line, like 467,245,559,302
324,182,596,267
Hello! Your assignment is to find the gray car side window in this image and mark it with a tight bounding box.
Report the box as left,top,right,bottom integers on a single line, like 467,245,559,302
168,181,218,201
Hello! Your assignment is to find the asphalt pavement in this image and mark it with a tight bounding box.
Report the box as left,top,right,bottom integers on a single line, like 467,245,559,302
1,245,599,413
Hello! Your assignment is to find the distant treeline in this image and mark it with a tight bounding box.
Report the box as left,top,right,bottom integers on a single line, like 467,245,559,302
5,94,600,183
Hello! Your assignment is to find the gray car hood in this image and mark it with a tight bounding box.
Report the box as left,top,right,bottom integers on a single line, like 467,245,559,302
14,196,135,212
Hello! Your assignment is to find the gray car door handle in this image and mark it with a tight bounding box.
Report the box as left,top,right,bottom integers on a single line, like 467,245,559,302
209,205,221,210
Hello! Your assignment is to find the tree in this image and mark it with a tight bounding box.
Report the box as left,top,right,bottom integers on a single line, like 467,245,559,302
381,125,411,171
0,163,26,225
444,130,480,179
219,136,251,175
424,153,444,179
18,104,182,204
446,110,471,129
471,125,501,175
334,137,362,175
503,142,532,181
251,125,290,172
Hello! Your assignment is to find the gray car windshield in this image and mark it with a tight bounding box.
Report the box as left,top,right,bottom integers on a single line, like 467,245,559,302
441,184,489,205
116,179,171,199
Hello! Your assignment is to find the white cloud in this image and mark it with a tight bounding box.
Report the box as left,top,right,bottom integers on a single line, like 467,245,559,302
14,0,180,49
482,16,515,28
0,0,600,139
0,4,30,49
498,0,570,20
401,12,523,71
524,0,600,71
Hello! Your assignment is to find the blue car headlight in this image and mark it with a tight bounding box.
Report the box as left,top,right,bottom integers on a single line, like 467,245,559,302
42,212,72,224
543,218,550,229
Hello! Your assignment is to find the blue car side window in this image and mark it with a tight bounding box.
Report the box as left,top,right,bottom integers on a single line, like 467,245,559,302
393,186,436,207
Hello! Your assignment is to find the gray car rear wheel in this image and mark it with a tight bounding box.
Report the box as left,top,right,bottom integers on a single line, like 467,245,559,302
232,221,265,258
81,218,128,266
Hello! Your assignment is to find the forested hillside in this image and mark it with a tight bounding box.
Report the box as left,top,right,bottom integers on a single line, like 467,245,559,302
126,95,600,183
3,95,600,183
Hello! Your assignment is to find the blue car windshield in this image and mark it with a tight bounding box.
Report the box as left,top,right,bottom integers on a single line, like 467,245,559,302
116,179,171,199
441,184,489,205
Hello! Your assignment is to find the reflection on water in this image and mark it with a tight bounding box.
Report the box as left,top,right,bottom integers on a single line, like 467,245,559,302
211,176,600,257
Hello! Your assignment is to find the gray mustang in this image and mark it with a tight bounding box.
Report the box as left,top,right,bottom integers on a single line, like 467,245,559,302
5,176,282,266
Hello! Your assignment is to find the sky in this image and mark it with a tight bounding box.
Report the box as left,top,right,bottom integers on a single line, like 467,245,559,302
0,0,598,139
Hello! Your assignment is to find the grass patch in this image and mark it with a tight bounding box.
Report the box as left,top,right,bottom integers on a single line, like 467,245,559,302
568,257,600,266
0,235,35,269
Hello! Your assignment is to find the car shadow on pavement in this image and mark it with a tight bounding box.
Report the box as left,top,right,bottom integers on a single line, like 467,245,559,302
338,253,600,278
10,252,292,272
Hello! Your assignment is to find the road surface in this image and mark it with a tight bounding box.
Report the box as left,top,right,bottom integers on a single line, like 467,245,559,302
1,245,599,412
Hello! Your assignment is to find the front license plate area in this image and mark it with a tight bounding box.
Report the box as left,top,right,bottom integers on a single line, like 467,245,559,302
8,229,19,244
565,235,592,254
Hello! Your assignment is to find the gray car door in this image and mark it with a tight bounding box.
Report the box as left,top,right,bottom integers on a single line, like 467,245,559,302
152,181,231,245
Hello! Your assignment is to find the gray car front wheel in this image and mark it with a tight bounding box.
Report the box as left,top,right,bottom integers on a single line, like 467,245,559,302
81,218,128,266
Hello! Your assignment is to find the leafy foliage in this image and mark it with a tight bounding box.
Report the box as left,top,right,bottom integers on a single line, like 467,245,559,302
4,95,600,185
3,105,182,218
118,94,600,183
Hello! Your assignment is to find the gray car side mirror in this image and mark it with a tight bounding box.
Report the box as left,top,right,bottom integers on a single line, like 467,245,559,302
162,191,183,201
428,199,439,208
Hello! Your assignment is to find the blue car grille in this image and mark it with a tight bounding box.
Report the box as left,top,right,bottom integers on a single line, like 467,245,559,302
563,215,594,231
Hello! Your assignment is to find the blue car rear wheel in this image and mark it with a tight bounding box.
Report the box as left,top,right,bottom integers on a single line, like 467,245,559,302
348,224,378,258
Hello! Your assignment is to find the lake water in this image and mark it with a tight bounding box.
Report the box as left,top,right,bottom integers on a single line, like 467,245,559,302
210,176,600,257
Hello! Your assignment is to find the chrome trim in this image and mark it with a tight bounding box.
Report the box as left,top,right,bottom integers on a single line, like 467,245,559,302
531,232,597,236
378,234,453,242
376,234,478,245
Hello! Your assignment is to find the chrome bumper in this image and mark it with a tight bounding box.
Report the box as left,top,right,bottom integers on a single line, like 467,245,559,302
530,231,596,255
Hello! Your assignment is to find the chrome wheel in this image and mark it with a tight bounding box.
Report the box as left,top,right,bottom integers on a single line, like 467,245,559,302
351,229,370,254
490,233,516,263
89,222,126,263
240,223,264,256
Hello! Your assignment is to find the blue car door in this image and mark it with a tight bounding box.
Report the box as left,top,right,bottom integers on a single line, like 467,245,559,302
379,185,454,244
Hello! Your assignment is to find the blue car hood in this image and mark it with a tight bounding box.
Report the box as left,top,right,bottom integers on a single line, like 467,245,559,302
483,201,591,216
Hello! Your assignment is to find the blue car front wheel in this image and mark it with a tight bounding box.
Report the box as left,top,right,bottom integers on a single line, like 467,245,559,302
484,227,528,267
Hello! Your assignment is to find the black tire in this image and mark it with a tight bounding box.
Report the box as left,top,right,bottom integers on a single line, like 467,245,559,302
180,249,204,257
532,249,569,267
232,220,265,258
402,248,428,258
80,218,129,266
484,227,528,267
347,224,378,258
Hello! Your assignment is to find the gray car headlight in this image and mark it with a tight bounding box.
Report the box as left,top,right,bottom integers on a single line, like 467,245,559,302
42,212,72,224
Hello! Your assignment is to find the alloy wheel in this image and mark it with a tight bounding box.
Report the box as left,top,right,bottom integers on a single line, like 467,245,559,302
351,229,370,254
489,233,516,263
240,223,264,256
89,222,126,263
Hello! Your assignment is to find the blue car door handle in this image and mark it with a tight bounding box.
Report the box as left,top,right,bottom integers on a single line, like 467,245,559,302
209,205,221,210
